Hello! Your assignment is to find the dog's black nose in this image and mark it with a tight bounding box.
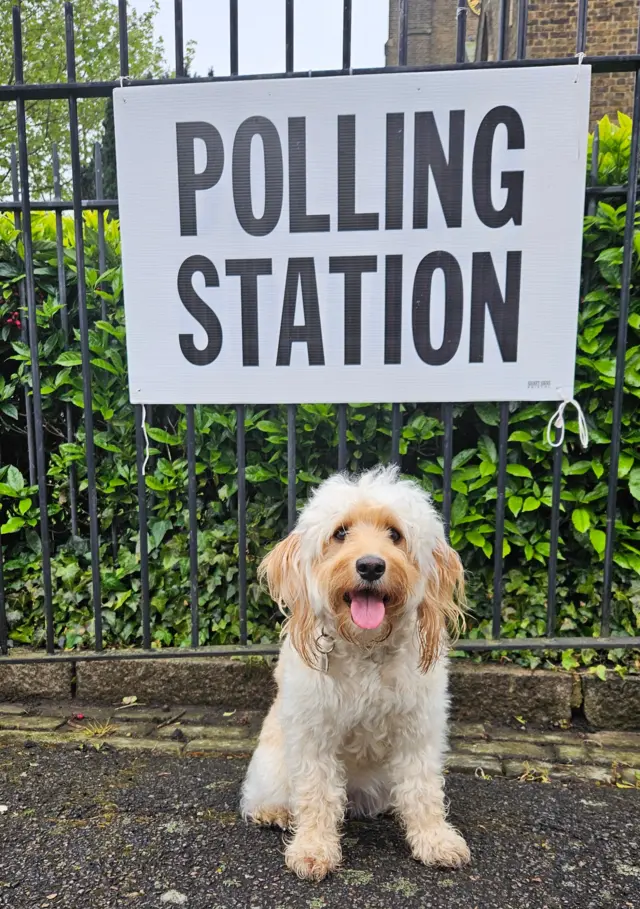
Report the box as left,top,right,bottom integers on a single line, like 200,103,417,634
356,555,386,582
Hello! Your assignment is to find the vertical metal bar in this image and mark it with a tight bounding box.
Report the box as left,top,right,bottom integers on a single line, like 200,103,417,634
237,405,247,645
116,0,152,653
393,1,409,454
342,0,353,69
492,403,509,639
94,143,107,321
544,0,570,629
187,405,199,648
456,0,467,64
398,0,409,65
284,1,297,534
491,0,515,640
547,439,563,636
52,143,79,537
287,405,296,532
174,0,185,77
64,2,102,650
285,0,294,73
497,0,509,62
10,145,36,488
176,0,197,647
517,0,528,60
338,404,348,472
446,4,466,528
576,0,588,55
442,406,454,533
336,1,353,475
230,0,239,75
12,6,55,654
135,406,151,649
589,126,600,217
0,532,6,655
601,70,640,635
391,405,402,467
118,0,129,78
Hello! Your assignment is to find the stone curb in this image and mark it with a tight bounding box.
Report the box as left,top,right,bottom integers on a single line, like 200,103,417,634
1,656,640,730
0,705,638,787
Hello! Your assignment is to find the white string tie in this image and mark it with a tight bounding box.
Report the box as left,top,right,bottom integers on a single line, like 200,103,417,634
546,397,589,449
574,51,585,82
140,404,150,475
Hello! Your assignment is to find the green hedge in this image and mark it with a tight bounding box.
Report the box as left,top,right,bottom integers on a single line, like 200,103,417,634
1,114,639,673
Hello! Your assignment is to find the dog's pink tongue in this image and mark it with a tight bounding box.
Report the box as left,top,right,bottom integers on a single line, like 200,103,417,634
350,592,386,630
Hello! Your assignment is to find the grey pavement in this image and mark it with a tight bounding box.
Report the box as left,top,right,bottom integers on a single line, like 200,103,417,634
0,743,639,909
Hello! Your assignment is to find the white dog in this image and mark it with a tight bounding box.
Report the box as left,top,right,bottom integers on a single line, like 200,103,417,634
241,465,469,880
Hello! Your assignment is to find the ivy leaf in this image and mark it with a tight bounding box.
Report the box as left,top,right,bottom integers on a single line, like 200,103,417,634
572,508,591,534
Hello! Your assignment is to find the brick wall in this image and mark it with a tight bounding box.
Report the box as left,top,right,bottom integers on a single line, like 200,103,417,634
386,0,480,65
386,0,637,123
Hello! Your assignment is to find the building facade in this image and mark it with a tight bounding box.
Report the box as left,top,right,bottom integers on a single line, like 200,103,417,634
386,0,637,124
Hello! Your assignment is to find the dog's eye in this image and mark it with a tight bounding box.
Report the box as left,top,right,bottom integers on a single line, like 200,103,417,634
388,527,402,543
334,527,348,542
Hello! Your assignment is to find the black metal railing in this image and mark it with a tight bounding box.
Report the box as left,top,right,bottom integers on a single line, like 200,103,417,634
1,0,640,663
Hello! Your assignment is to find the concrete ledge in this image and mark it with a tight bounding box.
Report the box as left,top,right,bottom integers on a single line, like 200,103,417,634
449,663,573,726
1,651,639,732
583,674,640,730
75,656,275,709
0,660,73,701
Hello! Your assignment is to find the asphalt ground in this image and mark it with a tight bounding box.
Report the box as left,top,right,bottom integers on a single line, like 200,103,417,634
0,743,639,909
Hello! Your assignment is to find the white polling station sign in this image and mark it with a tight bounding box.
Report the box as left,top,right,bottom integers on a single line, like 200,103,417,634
114,65,591,404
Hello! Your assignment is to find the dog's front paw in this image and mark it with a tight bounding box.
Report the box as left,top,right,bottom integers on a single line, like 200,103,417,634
408,822,470,869
246,805,292,830
285,836,342,881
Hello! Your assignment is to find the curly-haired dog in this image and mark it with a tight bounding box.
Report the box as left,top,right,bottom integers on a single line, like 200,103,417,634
241,465,469,880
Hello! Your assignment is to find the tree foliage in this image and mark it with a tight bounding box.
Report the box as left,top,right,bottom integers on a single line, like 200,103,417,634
0,0,166,199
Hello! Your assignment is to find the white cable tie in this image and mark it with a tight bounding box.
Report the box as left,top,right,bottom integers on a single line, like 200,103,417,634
574,51,585,82
141,404,150,476
456,6,465,18
546,396,589,450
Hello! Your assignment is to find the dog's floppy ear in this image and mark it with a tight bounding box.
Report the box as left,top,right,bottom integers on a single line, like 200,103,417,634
417,541,466,673
259,534,318,669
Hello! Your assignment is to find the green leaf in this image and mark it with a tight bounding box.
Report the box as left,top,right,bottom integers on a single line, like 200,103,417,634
55,351,83,367
522,497,540,512
474,403,500,426
506,464,532,478
589,529,606,555
465,530,486,547
508,431,532,443
146,427,181,446
572,508,591,534
0,403,18,420
508,496,523,517
450,495,468,525
18,498,32,515
629,467,640,501
1,516,25,533
6,465,24,492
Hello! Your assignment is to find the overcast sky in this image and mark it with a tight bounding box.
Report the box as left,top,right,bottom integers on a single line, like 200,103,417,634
133,0,390,76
